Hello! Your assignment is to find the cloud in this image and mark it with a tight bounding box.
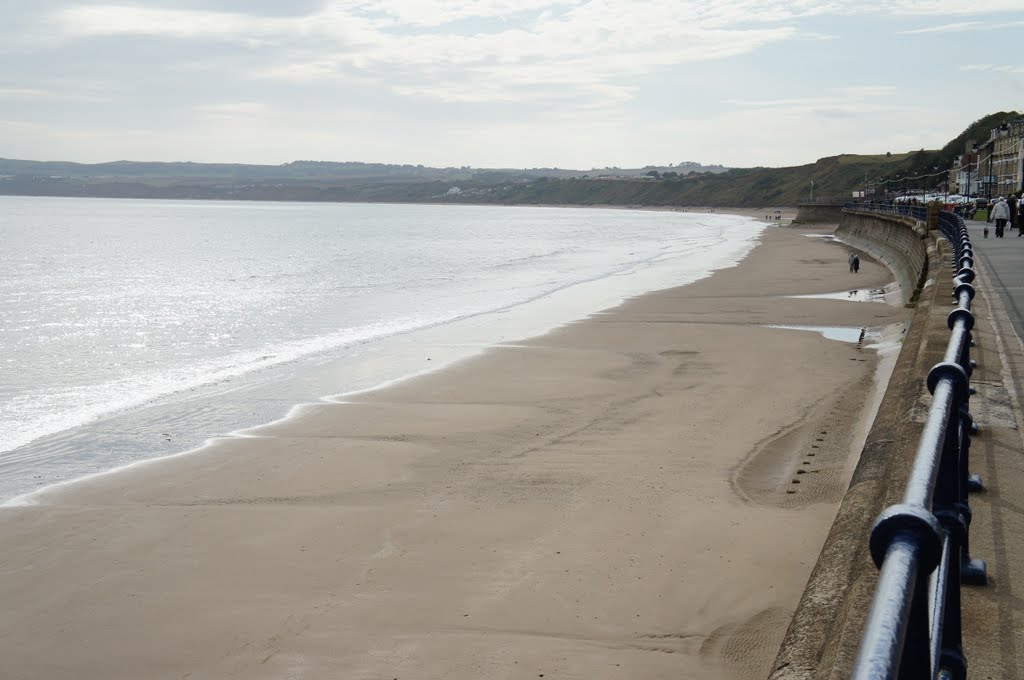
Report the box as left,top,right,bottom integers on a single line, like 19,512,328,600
7,1,1023,167
197,101,269,116
896,21,983,34
832,85,898,97
47,2,797,107
0,87,104,102
721,86,900,117
53,3,384,45
0,80,115,103
354,0,577,27
960,63,1024,73
56,6,266,40
47,1,1018,112
880,0,1024,14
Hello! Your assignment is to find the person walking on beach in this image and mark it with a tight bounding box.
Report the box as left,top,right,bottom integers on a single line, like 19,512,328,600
852,255,860,273
989,196,1010,238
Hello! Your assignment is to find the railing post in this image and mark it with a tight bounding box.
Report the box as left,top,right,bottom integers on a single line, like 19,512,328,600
931,387,968,679
957,405,987,585
901,567,936,680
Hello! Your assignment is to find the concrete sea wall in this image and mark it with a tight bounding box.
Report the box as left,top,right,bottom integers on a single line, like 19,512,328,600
770,209,946,678
835,210,930,306
793,204,846,225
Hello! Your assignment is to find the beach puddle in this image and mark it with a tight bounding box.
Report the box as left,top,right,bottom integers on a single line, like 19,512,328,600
765,325,865,343
801,233,837,241
787,289,886,303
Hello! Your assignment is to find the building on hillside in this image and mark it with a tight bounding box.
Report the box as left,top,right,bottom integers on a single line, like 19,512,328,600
954,145,980,196
984,118,1024,197
975,135,996,198
1001,117,1024,196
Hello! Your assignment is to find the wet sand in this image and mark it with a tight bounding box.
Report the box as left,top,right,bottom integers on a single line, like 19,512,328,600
0,216,910,679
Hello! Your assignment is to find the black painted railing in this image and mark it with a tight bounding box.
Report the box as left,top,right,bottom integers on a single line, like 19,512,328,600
844,206,986,679
799,196,847,205
846,201,928,223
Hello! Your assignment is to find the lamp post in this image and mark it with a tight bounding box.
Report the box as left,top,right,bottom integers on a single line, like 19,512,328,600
970,143,978,198
988,146,994,200
809,180,815,202
1019,138,1024,194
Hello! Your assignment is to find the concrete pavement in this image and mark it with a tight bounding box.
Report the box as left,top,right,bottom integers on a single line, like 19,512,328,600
957,217,1024,678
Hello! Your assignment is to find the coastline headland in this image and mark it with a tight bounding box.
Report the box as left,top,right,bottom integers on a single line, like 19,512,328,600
0,206,940,679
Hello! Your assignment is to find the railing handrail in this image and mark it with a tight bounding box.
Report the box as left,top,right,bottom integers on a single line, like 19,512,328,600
843,205,986,679
798,197,846,205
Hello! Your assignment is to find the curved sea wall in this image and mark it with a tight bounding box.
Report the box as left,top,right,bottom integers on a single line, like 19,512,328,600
793,204,845,225
770,210,946,678
834,210,930,305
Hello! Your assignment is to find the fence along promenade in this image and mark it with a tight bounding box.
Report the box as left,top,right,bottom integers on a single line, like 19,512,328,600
848,206,987,679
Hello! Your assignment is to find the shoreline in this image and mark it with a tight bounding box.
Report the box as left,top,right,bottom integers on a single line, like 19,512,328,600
0,215,909,679
0,193,793,214
5,206,769,506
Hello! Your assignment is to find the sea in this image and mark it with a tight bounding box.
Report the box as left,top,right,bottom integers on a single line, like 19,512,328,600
0,196,766,502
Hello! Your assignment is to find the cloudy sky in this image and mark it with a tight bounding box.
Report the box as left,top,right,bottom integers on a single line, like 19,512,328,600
2,1,1023,169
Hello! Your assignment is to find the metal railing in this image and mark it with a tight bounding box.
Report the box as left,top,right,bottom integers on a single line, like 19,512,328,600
798,196,847,205
845,206,986,679
846,201,928,222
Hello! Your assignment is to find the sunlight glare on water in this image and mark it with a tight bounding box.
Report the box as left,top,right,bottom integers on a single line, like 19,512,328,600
0,197,764,500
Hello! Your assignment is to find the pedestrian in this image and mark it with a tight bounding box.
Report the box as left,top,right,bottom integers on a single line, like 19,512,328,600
1011,193,1019,236
989,196,1010,237
852,255,860,273
1009,194,1018,231
848,253,855,272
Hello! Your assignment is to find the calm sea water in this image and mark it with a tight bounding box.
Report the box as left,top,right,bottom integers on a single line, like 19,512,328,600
0,197,765,501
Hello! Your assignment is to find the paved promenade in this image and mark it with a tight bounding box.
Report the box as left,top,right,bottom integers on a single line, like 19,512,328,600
957,219,1024,678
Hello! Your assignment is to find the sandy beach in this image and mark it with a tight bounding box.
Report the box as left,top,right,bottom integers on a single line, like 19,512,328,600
0,215,910,680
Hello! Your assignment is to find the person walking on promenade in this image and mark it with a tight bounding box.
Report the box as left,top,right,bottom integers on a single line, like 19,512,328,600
1009,194,1018,231
848,253,855,272
990,196,1010,238
1015,193,1024,236
852,255,860,273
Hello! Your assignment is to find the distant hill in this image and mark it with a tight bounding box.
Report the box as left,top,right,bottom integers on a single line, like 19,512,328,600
0,112,1017,207
0,158,727,183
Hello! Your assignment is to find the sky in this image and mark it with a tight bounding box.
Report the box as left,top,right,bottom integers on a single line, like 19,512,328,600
2,1,1024,170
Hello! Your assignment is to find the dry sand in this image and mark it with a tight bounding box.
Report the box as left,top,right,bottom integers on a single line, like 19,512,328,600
0,216,910,680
